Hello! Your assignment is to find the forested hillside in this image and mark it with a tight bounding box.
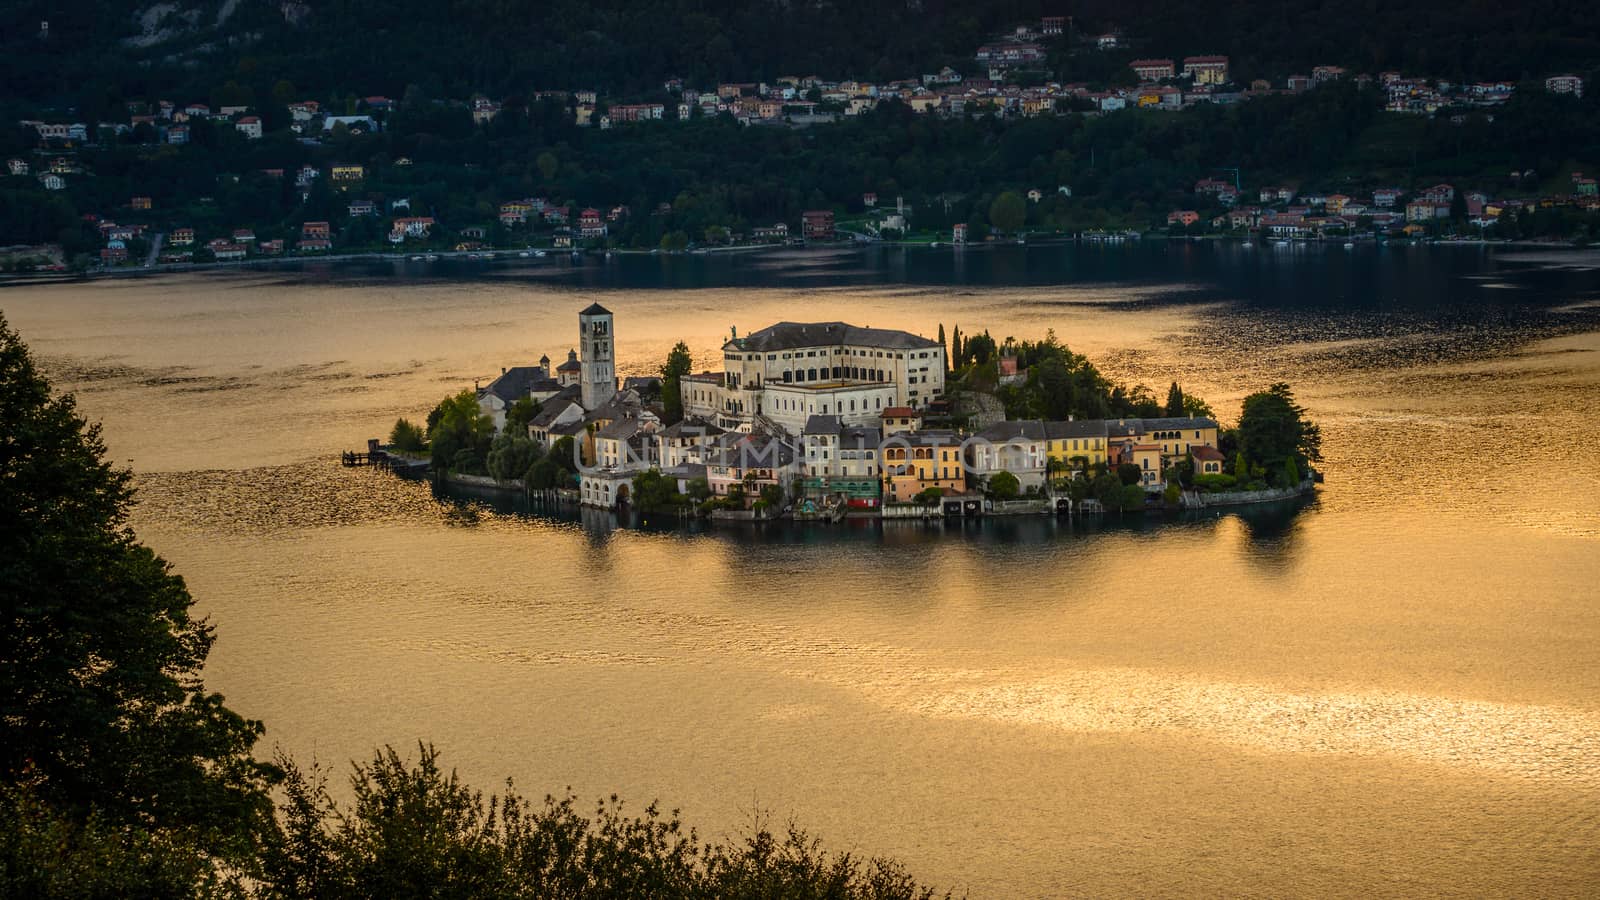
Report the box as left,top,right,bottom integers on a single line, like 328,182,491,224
3,0,1597,114
2,0,1048,108
1070,0,1600,83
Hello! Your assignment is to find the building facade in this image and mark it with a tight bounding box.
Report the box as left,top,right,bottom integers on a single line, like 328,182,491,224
679,321,945,434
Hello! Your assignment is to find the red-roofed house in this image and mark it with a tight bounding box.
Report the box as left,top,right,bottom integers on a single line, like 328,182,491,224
1130,59,1175,82
1182,56,1230,85
802,210,835,241
577,208,607,239
881,406,922,436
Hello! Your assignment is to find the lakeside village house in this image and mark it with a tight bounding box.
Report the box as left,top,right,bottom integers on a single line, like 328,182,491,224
478,306,1221,512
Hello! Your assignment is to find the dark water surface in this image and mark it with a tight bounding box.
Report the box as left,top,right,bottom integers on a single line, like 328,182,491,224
5,243,1599,897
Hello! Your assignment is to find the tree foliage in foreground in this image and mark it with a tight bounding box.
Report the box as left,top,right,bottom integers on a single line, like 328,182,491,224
262,743,946,900
0,312,277,877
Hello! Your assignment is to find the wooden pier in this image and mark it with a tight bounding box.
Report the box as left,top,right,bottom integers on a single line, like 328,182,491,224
341,438,430,474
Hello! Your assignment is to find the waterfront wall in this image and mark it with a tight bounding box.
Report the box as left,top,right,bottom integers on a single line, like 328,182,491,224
444,472,515,490
1189,478,1316,507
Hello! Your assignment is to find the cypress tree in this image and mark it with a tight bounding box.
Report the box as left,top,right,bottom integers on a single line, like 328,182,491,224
1165,381,1185,417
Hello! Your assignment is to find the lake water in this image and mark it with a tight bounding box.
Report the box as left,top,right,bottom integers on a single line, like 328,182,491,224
5,242,1599,897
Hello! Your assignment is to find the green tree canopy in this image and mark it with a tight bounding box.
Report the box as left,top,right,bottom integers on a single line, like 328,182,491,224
987,470,1021,500
989,191,1026,234
485,430,540,483
427,389,495,471
1238,382,1321,469
0,313,275,871
631,467,686,512
504,396,539,435
389,417,427,453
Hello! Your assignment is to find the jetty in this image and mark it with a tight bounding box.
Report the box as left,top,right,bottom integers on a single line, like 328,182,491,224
341,438,431,474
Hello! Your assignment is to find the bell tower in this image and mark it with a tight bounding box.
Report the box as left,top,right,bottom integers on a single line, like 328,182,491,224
578,302,616,409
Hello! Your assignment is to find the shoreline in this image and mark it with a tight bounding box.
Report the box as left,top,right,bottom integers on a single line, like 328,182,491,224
5,237,1596,287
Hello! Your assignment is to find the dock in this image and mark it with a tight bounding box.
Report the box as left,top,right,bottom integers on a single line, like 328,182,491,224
341,438,431,474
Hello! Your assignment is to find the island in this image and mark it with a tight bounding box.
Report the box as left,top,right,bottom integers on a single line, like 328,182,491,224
364,302,1322,523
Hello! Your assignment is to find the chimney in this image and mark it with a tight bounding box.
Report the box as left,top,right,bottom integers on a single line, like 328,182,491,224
501,367,507,375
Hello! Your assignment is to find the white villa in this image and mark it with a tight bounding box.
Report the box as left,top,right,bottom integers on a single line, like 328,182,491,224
680,321,945,434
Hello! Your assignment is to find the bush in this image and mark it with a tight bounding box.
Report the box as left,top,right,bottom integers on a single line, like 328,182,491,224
633,468,688,513
987,470,1020,500
1194,473,1237,492
1119,483,1147,512
759,483,785,508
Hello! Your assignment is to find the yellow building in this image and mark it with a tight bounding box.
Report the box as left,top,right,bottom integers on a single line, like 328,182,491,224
330,164,365,182
1191,445,1226,475
1044,420,1110,472
1109,440,1166,489
1105,416,1218,462
883,431,965,502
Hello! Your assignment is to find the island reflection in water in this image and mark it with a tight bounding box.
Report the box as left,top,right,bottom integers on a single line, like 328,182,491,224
441,476,1317,556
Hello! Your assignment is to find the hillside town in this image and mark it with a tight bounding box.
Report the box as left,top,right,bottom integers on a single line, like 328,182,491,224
450,304,1297,520
2,14,1591,272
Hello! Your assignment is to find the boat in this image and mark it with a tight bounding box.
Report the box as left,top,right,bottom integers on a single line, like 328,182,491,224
517,251,530,258
1343,242,1355,249
423,254,439,261
533,250,546,258
409,255,424,261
